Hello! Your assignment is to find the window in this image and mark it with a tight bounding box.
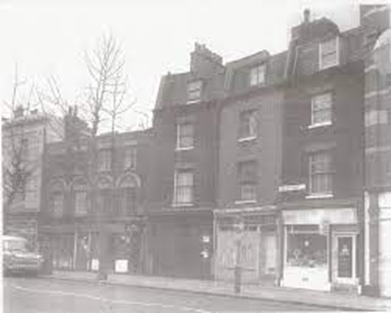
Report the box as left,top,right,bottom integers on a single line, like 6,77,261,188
238,161,257,202
309,152,332,196
118,176,137,216
311,93,332,127
50,193,64,218
320,37,339,70
174,169,194,206
25,176,37,201
21,138,29,159
250,64,266,86
286,227,327,269
386,74,391,87
177,123,194,150
187,80,202,103
75,191,88,216
124,146,137,170
365,109,388,126
239,110,257,140
98,149,111,172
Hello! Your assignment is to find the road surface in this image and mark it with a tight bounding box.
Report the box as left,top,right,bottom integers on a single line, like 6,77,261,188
4,276,333,312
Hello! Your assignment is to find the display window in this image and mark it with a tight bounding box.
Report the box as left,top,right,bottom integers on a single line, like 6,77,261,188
286,226,327,268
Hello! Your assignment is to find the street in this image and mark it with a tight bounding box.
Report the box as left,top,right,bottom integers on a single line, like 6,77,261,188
4,277,332,313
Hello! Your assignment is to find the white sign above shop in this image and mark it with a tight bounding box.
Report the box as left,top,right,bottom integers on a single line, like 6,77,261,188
282,208,357,225
278,184,306,192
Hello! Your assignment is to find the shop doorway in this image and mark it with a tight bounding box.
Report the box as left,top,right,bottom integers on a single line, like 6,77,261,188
332,234,356,284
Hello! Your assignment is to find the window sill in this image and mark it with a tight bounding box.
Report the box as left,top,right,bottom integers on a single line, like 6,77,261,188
176,146,194,151
186,99,201,105
305,194,333,199
235,199,257,205
319,62,339,71
308,122,332,129
238,136,257,143
172,203,194,208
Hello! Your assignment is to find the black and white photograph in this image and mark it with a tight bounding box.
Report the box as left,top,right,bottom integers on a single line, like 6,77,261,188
1,1,391,312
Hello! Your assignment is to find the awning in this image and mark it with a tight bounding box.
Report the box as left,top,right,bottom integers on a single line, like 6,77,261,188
282,208,357,225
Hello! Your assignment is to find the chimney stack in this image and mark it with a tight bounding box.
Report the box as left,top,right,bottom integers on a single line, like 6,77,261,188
304,9,310,24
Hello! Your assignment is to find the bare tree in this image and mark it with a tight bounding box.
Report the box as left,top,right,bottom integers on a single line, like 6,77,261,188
83,33,131,280
2,66,37,211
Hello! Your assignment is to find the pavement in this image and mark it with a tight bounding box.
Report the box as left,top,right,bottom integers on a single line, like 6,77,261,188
5,276,327,312
43,270,391,311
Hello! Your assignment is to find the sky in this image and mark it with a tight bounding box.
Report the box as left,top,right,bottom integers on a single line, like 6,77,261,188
0,0,382,131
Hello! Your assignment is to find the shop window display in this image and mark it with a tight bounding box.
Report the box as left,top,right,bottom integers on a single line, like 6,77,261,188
287,230,327,268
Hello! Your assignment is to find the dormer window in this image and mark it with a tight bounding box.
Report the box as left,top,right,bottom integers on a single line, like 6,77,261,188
250,64,266,86
319,37,339,70
187,80,202,104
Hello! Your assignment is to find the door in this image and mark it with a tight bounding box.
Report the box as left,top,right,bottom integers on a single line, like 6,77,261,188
333,234,356,284
262,232,277,276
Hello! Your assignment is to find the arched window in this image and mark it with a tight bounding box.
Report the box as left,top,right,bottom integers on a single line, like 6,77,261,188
49,180,65,218
118,175,138,216
73,178,88,217
97,177,112,217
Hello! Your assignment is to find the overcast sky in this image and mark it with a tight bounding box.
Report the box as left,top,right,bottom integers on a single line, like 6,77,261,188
0,0,370,130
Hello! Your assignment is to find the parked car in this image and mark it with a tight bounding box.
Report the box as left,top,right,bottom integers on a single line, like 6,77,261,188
3,235,43,276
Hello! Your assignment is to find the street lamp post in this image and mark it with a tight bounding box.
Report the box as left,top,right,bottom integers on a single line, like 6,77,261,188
233,217,245,294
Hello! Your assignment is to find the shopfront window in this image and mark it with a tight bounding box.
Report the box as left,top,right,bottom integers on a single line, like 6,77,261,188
286,227,327,268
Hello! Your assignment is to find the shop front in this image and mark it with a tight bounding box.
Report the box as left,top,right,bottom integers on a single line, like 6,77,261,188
214,207,279,285
281,208,360,292
146,210,213,280
39,220,145,274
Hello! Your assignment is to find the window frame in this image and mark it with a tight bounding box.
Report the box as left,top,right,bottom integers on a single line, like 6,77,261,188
97,149,112,172
236,160,257,203
123,146,137,170
309,92,333,129
74,190,88,216
176,123,194,150
319,36,340,70
250,63,266,87
307,151,333,198
173,169,194,206
187,80,203,104
50,191,64,218
238,109,257,142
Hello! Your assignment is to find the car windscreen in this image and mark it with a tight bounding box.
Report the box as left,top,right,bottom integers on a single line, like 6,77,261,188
3,239,28,252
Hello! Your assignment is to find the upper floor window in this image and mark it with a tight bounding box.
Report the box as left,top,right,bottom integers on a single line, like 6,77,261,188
177,123,194,150
49,181,64,218
73,179,88,216
237,160,257,202
310,93,332,128
239,110,257,141
98,149,111,172
75,190,88,216
20,138,29,159
319,37,339,70
308,152,333,196
118,175,138,216
50,193,64,218
174,169,194,206
124,146,137,170
250,64,266,86
187,80,203,104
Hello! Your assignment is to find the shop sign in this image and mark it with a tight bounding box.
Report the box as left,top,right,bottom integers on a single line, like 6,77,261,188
282,208,357,225
278,184,306,193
